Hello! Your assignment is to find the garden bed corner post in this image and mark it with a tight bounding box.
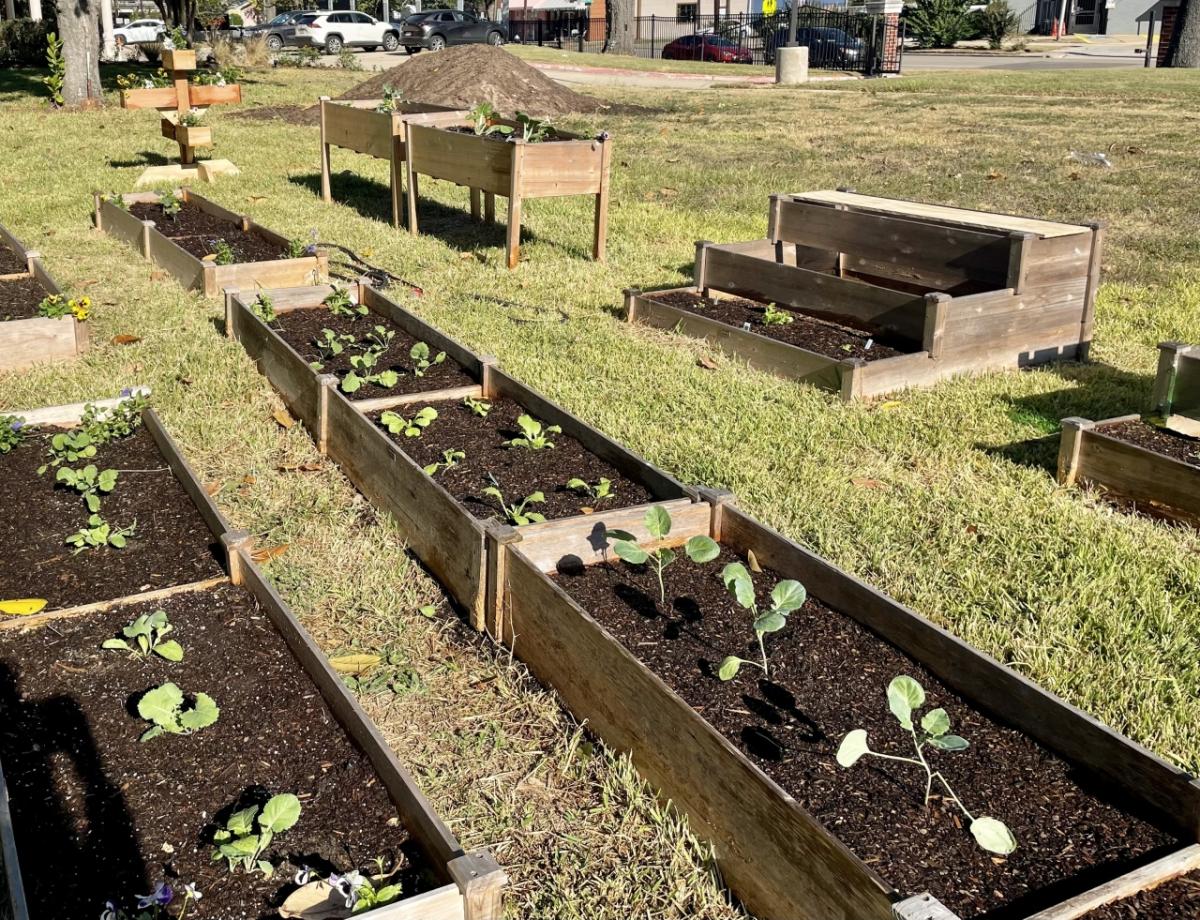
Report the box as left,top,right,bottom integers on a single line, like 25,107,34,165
220,530,255,586
506,139,527,270
1150,340,1196,416
1057,416,1096,487
593,133,612,262
316,373,338,456
1080,220,1107,360
622,287,642,323
922,292,951,359
447,850,508,920
483,520,520,639
694,240,713,297
319,96,333,208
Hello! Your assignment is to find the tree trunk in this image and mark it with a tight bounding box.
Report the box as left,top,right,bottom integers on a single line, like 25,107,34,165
1167,0,1200,66
607,0,634,53
56,0,103,106
3,0,15,22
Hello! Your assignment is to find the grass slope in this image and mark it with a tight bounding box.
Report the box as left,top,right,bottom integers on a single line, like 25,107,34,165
1,62,1199,917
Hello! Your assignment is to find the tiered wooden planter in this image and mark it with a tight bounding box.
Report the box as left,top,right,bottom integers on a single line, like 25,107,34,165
93,190,327,297
491,491,1200,920
628,190,1104,400
318,97,469,229
0,223,86,373
224,283,691,629
0,395,506,920
1058,342,1200,524
404,120,612,269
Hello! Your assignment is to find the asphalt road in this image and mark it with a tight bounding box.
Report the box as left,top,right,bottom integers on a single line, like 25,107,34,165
902,47,1149,71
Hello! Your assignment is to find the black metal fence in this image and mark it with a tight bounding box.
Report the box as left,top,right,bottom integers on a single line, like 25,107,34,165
507,6,903,74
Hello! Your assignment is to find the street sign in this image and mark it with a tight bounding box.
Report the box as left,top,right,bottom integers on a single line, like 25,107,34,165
762,0,777,14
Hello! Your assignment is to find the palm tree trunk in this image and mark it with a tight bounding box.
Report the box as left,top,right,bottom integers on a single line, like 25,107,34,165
1167,0,1199,66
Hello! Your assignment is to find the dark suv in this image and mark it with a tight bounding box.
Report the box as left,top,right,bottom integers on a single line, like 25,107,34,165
401,10,505,52
765,25,865,67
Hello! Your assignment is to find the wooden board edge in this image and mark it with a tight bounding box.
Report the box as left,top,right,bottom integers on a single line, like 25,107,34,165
4,388,150,429
0,576,230,633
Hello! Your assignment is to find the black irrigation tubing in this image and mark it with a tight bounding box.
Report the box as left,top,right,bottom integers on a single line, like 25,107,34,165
316,242,425,296
469,294,570,325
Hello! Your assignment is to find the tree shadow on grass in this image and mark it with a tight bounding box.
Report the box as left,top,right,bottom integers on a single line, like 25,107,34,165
107,150,172,168
978,361,1152,476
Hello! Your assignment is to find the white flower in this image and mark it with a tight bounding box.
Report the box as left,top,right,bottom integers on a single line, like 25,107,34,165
183,884,202,902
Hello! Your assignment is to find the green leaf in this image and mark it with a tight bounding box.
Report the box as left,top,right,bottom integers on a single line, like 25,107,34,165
524,511,546,524
101,638,131,651
341,372,363,394
375,370,399,388
921,707,950,738
717,656,743,681
753,611,787,634
928,734,969,752
566,478,588,490
257,860,275,878
140,725,165,742
137,682,184,728
605,529,636,543
260,793,302,832
156,639,184,662
887,675,925,729
657,547,676,568
178,692,219,731
527,491,545,503
374,884,403,904
85,493,101,513
836,729,870,768
644,505,672,541
721,562,755,609
213,828,231,843
770,580,807,615
685,535,720,564
227,805,258,836
110,533,127,549
423,463,438,475
220,837,260,858
613,541,649,565
970,816,1017,855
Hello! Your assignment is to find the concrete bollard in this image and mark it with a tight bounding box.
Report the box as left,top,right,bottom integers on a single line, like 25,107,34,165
775,45,810,85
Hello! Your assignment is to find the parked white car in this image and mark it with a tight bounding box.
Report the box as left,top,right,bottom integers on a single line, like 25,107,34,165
295,11,401,54
112,18,166,47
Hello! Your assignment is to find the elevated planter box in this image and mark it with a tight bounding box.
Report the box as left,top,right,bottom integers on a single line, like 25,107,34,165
634,191,1103,400
493,492,1200,920
94,190,327,297
1057,342,1200,525
318,97,469,229
404,120,612,269
0,223,87,373
0,395,507,920
225,284,691,629
161,119,213,150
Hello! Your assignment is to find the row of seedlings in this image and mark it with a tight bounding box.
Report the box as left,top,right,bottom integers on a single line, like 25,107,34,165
626,189,1104,401
93,190,328,297
0,222,89,373
316,95,612,270
227,284,1200,919
1059,340,1200,524
224,281,690,628
0,392,507,920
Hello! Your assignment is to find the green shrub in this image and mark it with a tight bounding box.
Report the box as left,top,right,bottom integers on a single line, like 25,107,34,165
228,11,243,25
904,0,973,48
975,0,1021,48
0,18,49,66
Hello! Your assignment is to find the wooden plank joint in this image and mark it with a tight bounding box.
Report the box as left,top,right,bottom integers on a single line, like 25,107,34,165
448,851,508,920
1057,417,1096,487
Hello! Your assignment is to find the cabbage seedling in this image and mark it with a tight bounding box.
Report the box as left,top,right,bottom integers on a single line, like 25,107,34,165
717,563,806,681
483,475,545,525
380,406,437,437
424,448,465,476
762,303,794,326
324,285,367,317
315,328,355,360
56,464,119,513
66,514,136,553
342,348,399,393
38,430,97,474
506,414,560,450
209,239,235,266
836,675,1017,856
566,476,613,505
605,506,720,603
102,609,183,661
212,793,302,877
136,682,219,741
251,292,276,324
0,416,25,454
410,341,446,377
462,396,492,417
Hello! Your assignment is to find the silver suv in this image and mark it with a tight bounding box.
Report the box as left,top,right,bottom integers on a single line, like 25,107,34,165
295,11,401,54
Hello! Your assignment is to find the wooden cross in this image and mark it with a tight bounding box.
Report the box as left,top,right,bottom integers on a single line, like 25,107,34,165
120,50,242,166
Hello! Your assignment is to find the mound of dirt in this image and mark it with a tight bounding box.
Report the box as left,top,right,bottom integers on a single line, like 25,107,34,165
344,45,603,117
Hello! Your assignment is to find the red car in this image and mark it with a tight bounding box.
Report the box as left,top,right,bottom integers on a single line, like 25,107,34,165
661,34,753,63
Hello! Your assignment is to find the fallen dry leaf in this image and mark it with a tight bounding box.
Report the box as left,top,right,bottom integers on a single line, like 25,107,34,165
851,477,886,490
111,334,142,346
201,253,217,262
272,408,294,429
241,475,256,486
747,549,762,573
251,544,289,563
277,462,323,473
279,881,351,920
329,653,381,675
246,195,267,203
985,170,1006,181
150,270,168,281
697,355,719,370
203,481,223,496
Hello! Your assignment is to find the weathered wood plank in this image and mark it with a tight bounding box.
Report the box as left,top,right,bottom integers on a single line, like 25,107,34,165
362,285,487,376
0,316,77,372
143,409,232,554
407,123,514,197
0,576,230,632
1073,422,1200,521
6,389,149,429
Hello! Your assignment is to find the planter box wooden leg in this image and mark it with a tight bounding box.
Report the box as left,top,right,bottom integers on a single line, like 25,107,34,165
1057,417,1095,486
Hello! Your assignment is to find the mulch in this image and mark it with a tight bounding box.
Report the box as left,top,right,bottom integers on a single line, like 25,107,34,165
130,201,287,263
1099,418,1200,468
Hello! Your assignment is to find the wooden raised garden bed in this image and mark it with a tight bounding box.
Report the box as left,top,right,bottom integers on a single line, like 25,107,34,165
0,394,506,920
629,190,1104,400
492,491,1200,920
1058,342,1200,524
318,97,468,229
404,119,612,269
0,222,87,373
224,282,691,629
93,190,327,297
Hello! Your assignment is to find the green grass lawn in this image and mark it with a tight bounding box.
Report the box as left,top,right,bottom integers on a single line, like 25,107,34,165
2,63,1200,918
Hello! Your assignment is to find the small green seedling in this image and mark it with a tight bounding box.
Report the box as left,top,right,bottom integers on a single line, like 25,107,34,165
0,417,25,454
470,101,512,138
836,675,1017,856
423,448,465,476
66,514,136,553
137,682,219,741
286,237,308,259
514,111,552,143
81,395,146,445
212,793,302,877
38,430,96,474
483,475,545,526
762,303,794,326
566,476,614,505
380,406,437,438
251,292,276,324
605,506,720,603
463,396,492,418
342,332,399,392
410,341,446,377
376,83,403,113
506,414,560,450
716,563,806,681
315,328,355,360
159,190,182,220
209,239,235,266
103,609,183,661
56,464,119,513
323,285,367,317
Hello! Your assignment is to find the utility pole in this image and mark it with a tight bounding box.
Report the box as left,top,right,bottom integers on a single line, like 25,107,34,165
29,0,43,19
787,0,798,43
100,0,116,59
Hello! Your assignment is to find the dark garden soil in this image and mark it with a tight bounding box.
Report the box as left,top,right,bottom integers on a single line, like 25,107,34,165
552,549,1178,919
649,290,910,362
371,396,655,523
1082,869,1200,918
129,201,288,263
1100,418,1200,468
0,242,28,275
0,583,421,920
272,305,475,401
0,427,224,609
0,273,54,322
